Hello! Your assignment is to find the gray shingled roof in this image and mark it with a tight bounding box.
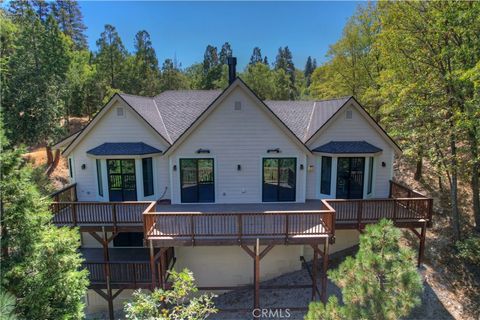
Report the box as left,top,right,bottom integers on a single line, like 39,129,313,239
119,90,350,145
87,142,162,156
312,141,382,154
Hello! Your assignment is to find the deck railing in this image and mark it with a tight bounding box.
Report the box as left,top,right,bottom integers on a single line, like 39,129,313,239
84,261,152,286
143,200,336,242
50,183,77,202
51,201,155,227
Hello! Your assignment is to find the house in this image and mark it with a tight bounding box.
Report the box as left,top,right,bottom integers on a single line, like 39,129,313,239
52,58,432,318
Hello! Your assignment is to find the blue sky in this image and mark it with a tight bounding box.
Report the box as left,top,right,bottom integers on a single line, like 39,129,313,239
80,1,360,70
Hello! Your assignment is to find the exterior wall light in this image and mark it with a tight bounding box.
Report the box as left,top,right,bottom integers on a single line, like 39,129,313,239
267,148,281,153
197,148,210,154
237,164,241,171
300,164,304,170
81,164,86,170
381,161,386,167
173,165,177,171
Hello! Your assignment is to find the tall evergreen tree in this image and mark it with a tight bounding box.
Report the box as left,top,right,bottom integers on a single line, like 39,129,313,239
202,44,222,89
219,42,233,64
274,46,297,99
250,47,263,65
304,56,315,86
3,11,71,145
51,0,87,49
306,219,422,320
159,58,188,91
95,24,127,90
263,55,269,65
127,30,160,95
0,125,88,319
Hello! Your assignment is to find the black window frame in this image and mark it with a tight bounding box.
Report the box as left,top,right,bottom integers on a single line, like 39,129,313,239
367,157,374,195
96,159,103,197
180,158,215,203
320,156,332,195
262,157,297,202
142,157,154,197
68,158,73,178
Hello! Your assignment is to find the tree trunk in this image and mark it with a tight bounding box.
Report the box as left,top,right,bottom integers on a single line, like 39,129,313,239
46,146,53,166
468,131,480,232
414,157,423,181
450,131,461,241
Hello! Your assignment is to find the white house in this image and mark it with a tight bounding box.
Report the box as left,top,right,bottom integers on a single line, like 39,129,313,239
52,58,430,317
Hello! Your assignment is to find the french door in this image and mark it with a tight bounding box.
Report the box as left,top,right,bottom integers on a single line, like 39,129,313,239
107,159,137,201
180,158,215,203
262,158,296,202
336,157,365,199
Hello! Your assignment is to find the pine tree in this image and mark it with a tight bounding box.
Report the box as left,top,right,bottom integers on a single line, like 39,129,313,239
242,62,274,100
274,46,297,99
127,30,160,95
95,24,128,90
263,55,269,65
304,56,315,86
0,125,88,319
51,0,87,49
250,47,263,65
306,219,423,320
3,10,70,145
202,44,222,89
160,58,188,91
219,42,233,64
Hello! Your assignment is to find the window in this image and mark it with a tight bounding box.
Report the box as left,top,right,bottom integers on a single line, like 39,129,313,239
262,158,296,202
142,158,154,197
107,159,137,201
116,107,125,117
96,159,103,197
320,156,332,195
367,157,374,194
180,158,214,203
68,158,73,178
113,232,144,247
346,109,353,119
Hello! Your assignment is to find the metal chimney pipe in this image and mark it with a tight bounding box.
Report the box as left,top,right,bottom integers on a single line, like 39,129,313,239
227,57,237,84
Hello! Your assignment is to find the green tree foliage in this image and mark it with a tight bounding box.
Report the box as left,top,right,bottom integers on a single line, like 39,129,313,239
0,126,89,319
0,290,17,320
124,269,217,320
126,30,160,95
274,46,297,99
51,0,87,49
250,47,263,65
306,219,423,320
160,58,189,91
304,56,316,87
219,41,233,65
95,24,128,90
3,10,71,145
242,62,274,100
202,44,223,89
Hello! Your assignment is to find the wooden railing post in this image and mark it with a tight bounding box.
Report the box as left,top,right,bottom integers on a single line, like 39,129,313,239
392,199,397,223
357,201,363,229
72,203,77,226
285,213,289,242
190,215,195,244
112,204,117,229
237,214,242,242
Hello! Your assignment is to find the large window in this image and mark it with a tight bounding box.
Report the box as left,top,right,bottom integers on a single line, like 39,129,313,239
262,158,296,202
367,157,374,195
142,158,154,197
96,159,103,197
320,156,332,195
180,158,214,203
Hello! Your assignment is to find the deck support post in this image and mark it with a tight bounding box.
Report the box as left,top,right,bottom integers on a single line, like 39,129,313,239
149,240,157,290
311,245,318,301
417,220,427,267
254,240,260,310
321,240,329,303
102,227,114,320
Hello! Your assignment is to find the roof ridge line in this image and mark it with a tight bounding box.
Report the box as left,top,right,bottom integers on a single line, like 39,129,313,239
152,97,172,143
304,101,316,141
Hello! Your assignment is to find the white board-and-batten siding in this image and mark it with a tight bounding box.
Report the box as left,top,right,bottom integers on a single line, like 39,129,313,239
305,102,395,199
169,87,307,204
70,100,170,201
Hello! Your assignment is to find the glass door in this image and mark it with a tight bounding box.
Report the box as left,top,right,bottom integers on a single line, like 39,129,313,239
262,158,296,202
336,157,365,199
180,158,214,203
107,159,137,201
